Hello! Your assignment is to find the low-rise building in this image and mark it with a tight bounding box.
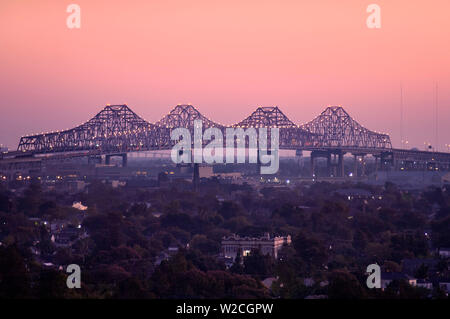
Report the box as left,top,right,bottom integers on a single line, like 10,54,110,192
221,233,291,260
335,188,374,200
381,272,417,289
52,226,85,247
438,280,450,293
438,248,450,258
416,279,433,290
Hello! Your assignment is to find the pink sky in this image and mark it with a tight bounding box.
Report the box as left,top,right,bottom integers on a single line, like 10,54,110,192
0,0,449,150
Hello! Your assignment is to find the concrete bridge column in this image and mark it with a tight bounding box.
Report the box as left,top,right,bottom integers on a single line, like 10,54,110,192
122,154,127,167
360,155,365,176
374,156,379,174
338,152,344,177
295,150,303,174
310,155,315,177
330,153,338,177
352,154,366,177
326,153,332,177
394,159,400,171
379,154,385,171
257,150,261,175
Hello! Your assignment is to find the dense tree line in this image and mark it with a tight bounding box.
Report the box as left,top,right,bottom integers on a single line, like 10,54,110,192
0,179,449,298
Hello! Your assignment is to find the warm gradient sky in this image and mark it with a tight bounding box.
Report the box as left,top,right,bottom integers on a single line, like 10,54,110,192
0,0,449,150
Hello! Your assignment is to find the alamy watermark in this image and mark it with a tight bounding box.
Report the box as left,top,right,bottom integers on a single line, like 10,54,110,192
66,4,81,29
366,263,381,289
170,120,279,174
65,4,380,30
366,4,381,29
66,264,81,289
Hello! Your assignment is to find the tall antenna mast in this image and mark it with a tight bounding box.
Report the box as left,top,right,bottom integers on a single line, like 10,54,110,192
400,84,403,148
435,83,438,152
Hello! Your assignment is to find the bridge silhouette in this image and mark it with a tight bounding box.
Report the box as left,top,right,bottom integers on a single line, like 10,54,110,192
2,104,450,178
15,104,391,152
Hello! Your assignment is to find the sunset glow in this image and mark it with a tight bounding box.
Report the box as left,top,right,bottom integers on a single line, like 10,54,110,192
1,0,449,149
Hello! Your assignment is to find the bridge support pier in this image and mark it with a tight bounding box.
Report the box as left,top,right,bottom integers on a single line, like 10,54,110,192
352,154,366,177
338,152,344,177
374,156,379,174
295,150,303,175
105,153,128,167
328,151,345,177
310,153,316,177
326,153,332,177
310,150,345,178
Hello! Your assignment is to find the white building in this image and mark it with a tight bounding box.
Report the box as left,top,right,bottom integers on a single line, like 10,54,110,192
221,233,291,260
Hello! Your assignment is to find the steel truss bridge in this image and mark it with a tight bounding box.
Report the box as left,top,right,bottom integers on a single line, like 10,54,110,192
2,104,450,178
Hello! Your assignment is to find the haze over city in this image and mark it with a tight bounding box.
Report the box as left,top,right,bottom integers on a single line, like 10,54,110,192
1,0,449,150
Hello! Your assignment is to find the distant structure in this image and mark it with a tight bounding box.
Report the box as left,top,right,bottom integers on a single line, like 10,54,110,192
380,272,417,290
2,103,450,182
221,233,291,260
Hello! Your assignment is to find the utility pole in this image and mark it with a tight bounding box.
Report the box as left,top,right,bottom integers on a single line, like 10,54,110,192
435,83,438,152
400,84,404,149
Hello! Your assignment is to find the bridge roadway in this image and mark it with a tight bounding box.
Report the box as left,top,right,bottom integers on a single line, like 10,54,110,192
2,104,450,179
1,146,450,181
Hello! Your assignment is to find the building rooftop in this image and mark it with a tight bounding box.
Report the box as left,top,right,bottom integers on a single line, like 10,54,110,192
335,188,373,197
222,233,290,242
381,272,415,281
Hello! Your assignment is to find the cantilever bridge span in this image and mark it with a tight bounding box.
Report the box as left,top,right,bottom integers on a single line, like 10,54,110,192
14,104,391,153
2,104,450,177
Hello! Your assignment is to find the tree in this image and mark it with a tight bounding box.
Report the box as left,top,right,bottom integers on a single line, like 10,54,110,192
243,249,275,279
0,192,12,213
382,261,401,273
353,230,368,251
190,235,220,255
230,249,244,274
36,268,68,298
432,216,450,248
218,201,243,219
383,280,427,299
38,200,59,219
293,232,328,270
328,271,367,299
18,180,42,216
114,277,152,299
0,246,31,298
414,263,428,280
